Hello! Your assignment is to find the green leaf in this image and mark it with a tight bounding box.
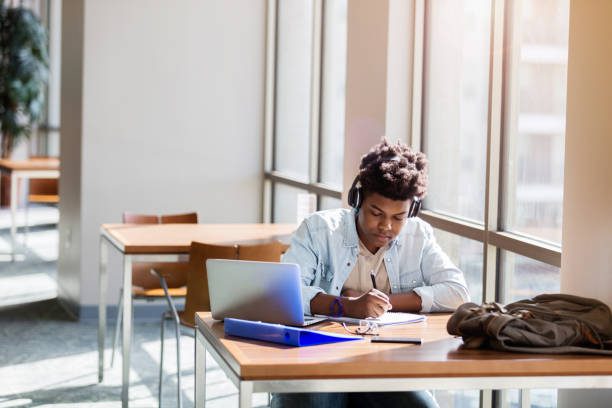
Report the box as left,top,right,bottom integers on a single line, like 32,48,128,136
0,4,49,155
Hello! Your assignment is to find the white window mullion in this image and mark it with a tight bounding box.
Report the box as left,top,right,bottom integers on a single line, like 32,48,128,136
309,0,323,185
483,0,506,303
263,0,278,223
410,0,425,151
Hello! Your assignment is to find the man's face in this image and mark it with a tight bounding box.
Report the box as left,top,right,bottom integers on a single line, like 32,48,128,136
356,192,411,254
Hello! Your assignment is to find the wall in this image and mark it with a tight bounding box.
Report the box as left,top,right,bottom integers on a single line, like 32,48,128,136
58,0,267,312
385,0,413,144
342,0,389,199
558,1,612,406
57,0,84,316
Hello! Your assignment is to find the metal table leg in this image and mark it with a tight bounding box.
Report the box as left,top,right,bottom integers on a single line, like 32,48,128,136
98,237,109,382
195,330,207,408
239,382,253,408
10,172,18,260
121,255,133,407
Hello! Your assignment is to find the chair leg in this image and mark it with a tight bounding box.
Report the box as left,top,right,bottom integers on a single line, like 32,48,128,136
23,203,29,245
152,269,183,408
172,310,182,408
159,312,167,408
110,287,123,368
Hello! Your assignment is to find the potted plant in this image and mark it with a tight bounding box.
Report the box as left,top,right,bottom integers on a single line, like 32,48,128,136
0,1,49,159
0,2,49,206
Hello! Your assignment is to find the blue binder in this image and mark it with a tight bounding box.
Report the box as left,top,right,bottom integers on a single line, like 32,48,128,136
224,318,362,347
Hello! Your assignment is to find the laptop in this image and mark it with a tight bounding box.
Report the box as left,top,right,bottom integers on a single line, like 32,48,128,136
206,259,327,327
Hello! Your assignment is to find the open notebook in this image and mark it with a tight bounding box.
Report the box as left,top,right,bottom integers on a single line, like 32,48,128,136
315,311,426,326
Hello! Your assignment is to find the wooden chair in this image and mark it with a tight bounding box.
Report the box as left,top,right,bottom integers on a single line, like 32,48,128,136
110,211,198,367
28,178,59,204
156,240,289,408
23,177,59,241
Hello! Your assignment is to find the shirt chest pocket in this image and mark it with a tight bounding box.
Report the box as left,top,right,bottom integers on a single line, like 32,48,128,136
316,259,334,282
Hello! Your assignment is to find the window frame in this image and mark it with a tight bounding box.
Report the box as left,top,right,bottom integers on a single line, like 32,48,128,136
263,0,343,223
414,0,562,307
415,3,565,406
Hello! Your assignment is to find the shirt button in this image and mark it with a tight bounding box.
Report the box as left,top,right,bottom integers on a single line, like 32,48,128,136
336,286,339,290
347,262,351,266
412,279,417,284
386,258,391,262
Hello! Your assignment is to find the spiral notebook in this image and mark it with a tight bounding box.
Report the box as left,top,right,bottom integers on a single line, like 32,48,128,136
314,311,426,326
224,318,362,347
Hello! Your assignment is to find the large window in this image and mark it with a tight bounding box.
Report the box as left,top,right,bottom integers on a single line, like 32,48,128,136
264,0,347,222
422,0,490,224
418,1,569,407
419,0,567,306
502,0,569,246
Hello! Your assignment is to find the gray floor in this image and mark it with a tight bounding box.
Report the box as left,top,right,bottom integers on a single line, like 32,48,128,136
0,207,269,408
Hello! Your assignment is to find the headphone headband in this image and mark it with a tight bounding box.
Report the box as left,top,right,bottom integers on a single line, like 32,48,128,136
347,175,421,218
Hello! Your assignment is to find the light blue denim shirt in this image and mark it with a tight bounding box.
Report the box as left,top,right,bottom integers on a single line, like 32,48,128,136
282,208,470,315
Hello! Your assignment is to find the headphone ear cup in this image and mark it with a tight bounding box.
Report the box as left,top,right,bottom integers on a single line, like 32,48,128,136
354,187,362,209
347,176,362,208
409,198,421,218
347,187,356,207
347,186,362,208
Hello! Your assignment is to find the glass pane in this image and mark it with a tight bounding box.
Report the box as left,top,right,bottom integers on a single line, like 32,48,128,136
273,183,309,223
433,228,484,304
319,196,342,211
502,0,569,244
434,390,480,408
319,0,347,189
274,0,314,180
501,250,560,303
503,389,557,408
422,0,491,222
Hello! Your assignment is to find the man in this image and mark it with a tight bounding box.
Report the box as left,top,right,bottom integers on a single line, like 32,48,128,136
272,138,470,408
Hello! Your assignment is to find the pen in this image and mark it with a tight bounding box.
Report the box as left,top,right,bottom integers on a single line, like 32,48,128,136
370,271,377,289
371,337,423,345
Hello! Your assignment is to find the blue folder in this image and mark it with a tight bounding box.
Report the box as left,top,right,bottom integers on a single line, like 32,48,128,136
224,318,362,347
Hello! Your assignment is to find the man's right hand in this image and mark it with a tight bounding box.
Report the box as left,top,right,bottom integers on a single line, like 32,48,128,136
346,289,392,319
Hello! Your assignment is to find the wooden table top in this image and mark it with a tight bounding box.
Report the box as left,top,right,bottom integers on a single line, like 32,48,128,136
196,312,612,381
101,223,296,254
0,157,60,171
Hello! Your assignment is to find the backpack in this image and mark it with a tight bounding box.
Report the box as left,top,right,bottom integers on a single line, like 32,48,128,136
447,293,612,355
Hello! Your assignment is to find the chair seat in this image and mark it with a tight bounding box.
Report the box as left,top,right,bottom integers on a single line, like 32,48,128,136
28,194,60,203
132,286,187,298
178,310,196,329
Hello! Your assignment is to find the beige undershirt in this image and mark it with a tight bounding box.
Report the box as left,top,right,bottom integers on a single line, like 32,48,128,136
342,240,391,295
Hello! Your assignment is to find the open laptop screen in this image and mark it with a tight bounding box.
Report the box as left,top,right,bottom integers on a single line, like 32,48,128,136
206,259,312,326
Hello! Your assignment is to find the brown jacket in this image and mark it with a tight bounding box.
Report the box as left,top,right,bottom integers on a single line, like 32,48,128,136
447,293,612,355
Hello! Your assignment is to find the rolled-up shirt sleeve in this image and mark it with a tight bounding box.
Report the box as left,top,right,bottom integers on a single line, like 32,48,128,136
281,220,325,315
413,224,471,313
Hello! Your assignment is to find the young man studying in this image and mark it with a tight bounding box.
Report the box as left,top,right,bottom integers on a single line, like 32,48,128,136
272,138,470,408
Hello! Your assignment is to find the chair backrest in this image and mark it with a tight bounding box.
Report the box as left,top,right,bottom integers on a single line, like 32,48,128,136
122,211,198,291
123,213,159,224
160,212,198,224
28,178,59,203
237,241,289,261
180,240,288,327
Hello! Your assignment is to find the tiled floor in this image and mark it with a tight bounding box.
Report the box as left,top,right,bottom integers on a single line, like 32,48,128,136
0,206,269,407
0,206,58,308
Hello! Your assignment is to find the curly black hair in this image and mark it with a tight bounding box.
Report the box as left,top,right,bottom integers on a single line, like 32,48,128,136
358,138,428,201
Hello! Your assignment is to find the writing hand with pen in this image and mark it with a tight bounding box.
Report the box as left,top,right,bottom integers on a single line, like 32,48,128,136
340,272,392,319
